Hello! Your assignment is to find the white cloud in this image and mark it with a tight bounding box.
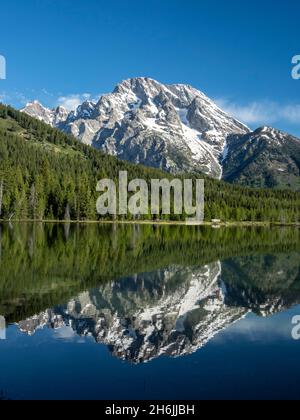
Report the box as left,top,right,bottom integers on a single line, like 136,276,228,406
215,98,300,128
56,93,102,111
281,105,300,124
214,312,296,344
54,326,76,341
0,91,29,106
1,89,102,111
57,93,100,111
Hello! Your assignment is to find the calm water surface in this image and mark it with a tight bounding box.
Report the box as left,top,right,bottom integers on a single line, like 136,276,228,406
1,223,300,400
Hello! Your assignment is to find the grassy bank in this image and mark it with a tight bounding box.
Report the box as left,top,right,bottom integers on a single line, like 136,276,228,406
1,218,300,227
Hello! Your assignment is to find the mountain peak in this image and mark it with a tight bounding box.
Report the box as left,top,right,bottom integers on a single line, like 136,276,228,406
55,105,67,112
22,101,68,126
255,126,277,134
24,100,47,110
254,126,294,140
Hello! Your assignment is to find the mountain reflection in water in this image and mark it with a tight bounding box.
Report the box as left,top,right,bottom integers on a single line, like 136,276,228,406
1,223,300,364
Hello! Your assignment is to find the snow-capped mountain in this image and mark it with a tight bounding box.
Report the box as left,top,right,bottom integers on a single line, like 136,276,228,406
22,77,300,189
22,78,249,179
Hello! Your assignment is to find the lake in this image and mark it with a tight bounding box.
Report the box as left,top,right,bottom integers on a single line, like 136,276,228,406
1,223,300,400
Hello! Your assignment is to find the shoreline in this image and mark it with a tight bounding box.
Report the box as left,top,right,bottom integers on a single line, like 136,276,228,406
0,219,299,228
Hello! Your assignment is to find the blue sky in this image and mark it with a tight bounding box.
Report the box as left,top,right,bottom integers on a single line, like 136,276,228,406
0,0,300,135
